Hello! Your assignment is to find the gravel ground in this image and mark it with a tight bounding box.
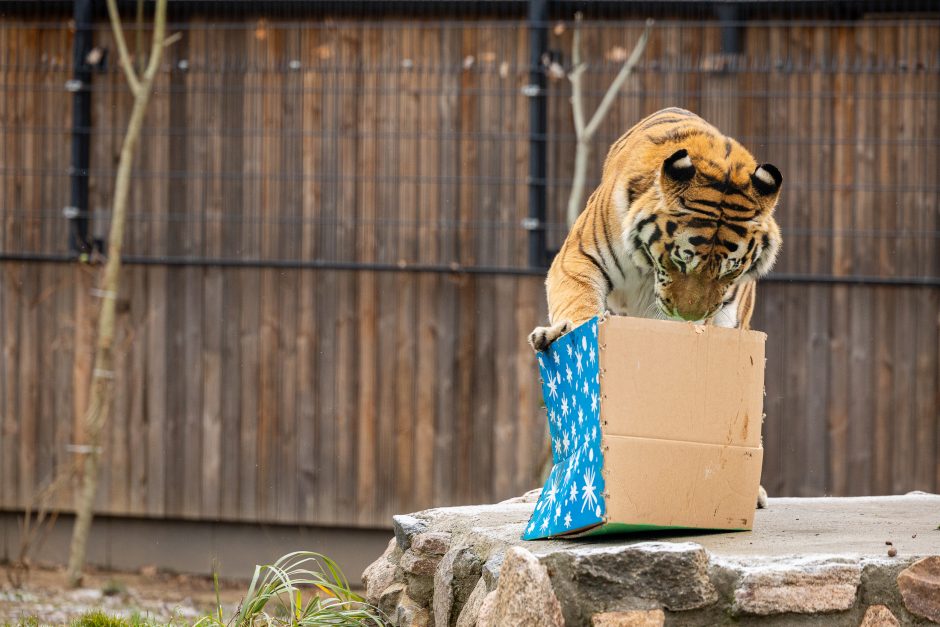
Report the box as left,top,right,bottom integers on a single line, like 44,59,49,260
0,564,245,625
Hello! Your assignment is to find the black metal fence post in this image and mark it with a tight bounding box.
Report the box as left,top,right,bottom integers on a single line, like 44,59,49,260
67,0,93,256
525,0,548,269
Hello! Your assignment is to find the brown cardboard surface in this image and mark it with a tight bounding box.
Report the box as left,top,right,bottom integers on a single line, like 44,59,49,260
602,435,763,530
599,316,765,448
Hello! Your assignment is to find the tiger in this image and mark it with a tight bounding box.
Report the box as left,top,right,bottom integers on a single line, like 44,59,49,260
528,107,782,508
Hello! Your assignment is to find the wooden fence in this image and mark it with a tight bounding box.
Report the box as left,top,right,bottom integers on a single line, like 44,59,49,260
0,9,937,529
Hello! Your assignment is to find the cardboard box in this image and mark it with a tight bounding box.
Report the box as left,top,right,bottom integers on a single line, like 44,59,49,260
522,314,765,540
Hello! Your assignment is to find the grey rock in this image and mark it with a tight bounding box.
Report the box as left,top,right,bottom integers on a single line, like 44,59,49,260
405,573,435,608
378,582,406,624
476,546,564,627
396,593,431,627
400,548,442,578
498,488,543,504
455,578,488,627
393,514,429,551
433,545,483,627
412,531,452,556
362,538,401,604
401,547,444,607
542,542,717,625
897,556,940,623
732,557,861,615
481,554,504,591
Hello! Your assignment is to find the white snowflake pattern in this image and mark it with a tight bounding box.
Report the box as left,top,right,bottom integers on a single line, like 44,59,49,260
546,375,559,399
537,355,544,368
527,521,535,534
582,379,589,396
590,393,598,413
565,364,573,384
581,467,599,513
577,408,584,425
592,426,598,442
553,438,561,455
562,432,570,453
582,336,588,350
588,345,596,364
569,481,578,503
588,447,594,462
555,504,561,521
545,476,559,507
564,512,572,528
540,516,550,531
553,351,561,364
566,343,573,357
560,396,569,417
575,351,583,376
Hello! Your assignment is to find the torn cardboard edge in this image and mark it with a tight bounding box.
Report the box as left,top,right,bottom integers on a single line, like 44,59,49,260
523,313,766,541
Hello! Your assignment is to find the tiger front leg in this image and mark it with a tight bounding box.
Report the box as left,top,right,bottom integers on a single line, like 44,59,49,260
528,254,609,352
528,320,573,352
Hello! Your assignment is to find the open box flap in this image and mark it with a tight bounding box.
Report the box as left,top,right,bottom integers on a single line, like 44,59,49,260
523,317,607,540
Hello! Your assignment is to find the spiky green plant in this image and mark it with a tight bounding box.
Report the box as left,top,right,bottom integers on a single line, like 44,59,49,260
195,551,386,626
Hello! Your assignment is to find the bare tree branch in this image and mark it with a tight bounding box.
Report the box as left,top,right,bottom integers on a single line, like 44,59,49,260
67,0,170,588
105,0,141,95
566,18,653,227
584,19,653,139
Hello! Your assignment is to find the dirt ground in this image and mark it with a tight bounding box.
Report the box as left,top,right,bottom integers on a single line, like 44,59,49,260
0,562,248,625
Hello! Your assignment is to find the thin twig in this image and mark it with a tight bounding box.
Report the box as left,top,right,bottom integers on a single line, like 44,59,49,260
584,19,654,139
105,0,141,95
566,17,654,227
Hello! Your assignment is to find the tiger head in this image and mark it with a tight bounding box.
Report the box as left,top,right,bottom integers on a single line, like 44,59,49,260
626,147,782,322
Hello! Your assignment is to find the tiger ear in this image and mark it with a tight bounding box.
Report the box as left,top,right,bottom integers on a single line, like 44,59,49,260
662,149,695,183
751,163,782,196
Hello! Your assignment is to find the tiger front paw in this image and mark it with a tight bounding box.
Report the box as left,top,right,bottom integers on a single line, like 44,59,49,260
528,320,573,352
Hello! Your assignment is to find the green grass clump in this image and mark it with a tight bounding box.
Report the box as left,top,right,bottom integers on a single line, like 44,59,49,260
70,611,132,627
195,551,386,626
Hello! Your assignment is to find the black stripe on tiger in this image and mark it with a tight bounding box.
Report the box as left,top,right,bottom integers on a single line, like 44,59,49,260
578,241,614,291
600,186,627,278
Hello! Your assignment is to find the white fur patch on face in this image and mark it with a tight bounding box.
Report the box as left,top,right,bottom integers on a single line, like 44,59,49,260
754,166,775,186
674,155,693,170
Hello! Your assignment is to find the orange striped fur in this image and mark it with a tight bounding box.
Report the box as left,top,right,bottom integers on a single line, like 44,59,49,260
530,108,782,351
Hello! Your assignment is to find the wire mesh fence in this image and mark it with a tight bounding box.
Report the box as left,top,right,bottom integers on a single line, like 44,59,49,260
0,1,937,284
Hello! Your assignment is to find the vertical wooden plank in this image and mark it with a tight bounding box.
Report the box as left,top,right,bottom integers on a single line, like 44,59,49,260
296,22,321,524
36,265,57,501
162,266,184,516
394,273,416,511
107,269,130,513
334,25,362,522
18,264,38,508
914,288,938,492
410,20,440,512
1,265,21,506
827,26,854,496
239,268,260,519
257,266,278,521
514,279,543,494
354,26,380,526
491,275,517,501
126,266,147,514
277,267,298,523
201,267,223,518
296,268,318,522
